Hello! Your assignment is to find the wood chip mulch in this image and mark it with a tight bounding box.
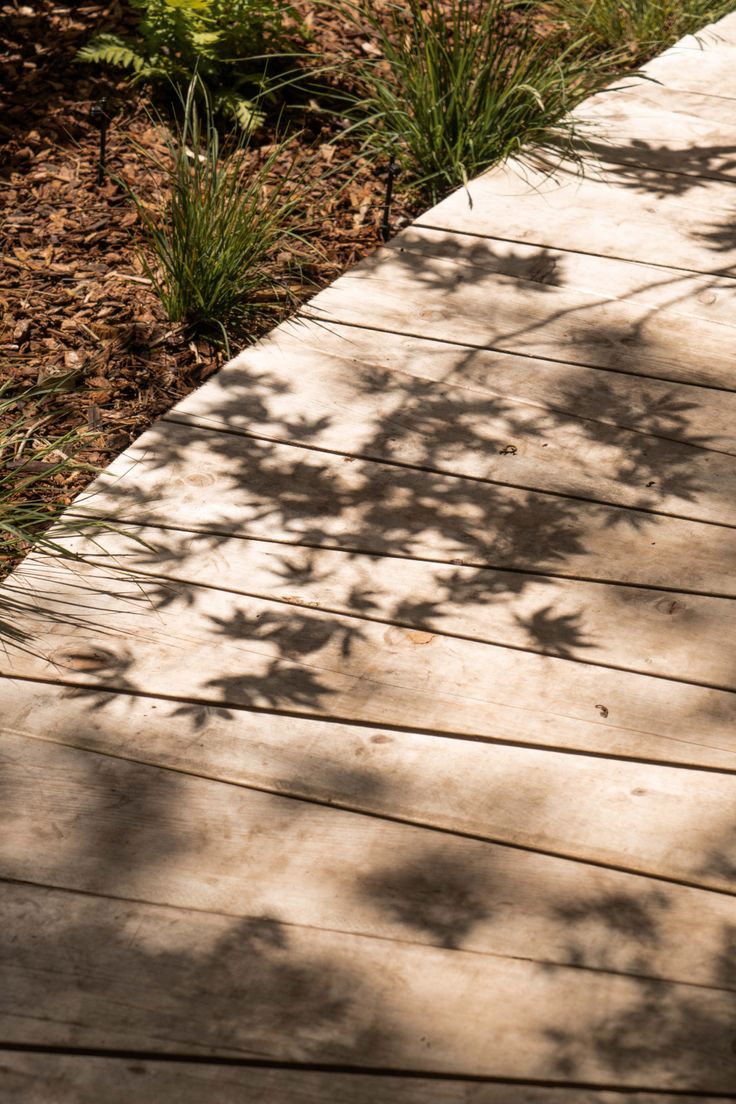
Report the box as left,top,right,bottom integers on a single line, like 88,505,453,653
1,0,418,575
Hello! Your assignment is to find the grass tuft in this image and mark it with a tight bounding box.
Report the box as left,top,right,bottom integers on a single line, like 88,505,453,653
131,84,312,350
335,0,623,202
546,0,736,63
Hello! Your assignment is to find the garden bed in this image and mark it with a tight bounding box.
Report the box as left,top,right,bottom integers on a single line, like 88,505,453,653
0,0,417,577
3,0,734,582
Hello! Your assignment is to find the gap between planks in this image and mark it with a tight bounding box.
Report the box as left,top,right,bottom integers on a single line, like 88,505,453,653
2,1045,736,1100
413,222,736,284
6,872,729,994
299,308,736,396
4,670,736,779
58,517,736,602
264,322,736,459
20,536,736,694
162,415,736,534
218,319,736,460
6,718,736,899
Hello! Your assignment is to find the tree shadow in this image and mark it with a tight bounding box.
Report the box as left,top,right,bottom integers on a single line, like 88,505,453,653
356,847,493,951
2,722,736,1090
6,218,735,726
4,25,736,1096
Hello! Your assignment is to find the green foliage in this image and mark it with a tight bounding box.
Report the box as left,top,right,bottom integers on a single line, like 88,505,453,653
77,0,296,129
547,0,736,62
132,85,310,348
337,0,622,202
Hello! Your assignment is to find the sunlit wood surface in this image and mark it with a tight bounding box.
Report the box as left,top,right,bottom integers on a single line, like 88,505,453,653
2,15,736,1102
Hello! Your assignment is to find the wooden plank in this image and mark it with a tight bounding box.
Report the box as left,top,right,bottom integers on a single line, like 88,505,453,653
3,679,736,886
379,227,736,325
576,98,736,183
304,235,736,391
26,525,736,688
169,320,736,526
418,157,736,274
2,881,734,1090
586,79,736,128
70,418,736,595
5,1055,732,1104
698,12,736,45
4,730,736,970
641,42,736,100
174,317,736,452
2,556,735,767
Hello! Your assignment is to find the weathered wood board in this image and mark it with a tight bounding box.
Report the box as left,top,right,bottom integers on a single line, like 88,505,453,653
2,881,735,1090
69,419,736,595
305,235,736,390
5,1053,733,1104
418,157,736,274
3,553,735,766
173,317,736,453
16,525,736,687
380,227,736,323
3,689,736,893
4,730,736,969
587,78,736,128
641,41,736,99
167,311,736,525
576,98,736,183
3,12,736,1096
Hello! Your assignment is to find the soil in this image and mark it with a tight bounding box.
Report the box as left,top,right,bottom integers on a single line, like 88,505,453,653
0,0,419,571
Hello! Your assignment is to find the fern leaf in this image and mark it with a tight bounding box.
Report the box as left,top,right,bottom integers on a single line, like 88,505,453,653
190,31,221,49
215,91,265,133
76,34,147,74
164,0,210,10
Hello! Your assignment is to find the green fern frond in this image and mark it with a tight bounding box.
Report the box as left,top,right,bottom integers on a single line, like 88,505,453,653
76,34,148,73
214,91,265,132
163,0,210,10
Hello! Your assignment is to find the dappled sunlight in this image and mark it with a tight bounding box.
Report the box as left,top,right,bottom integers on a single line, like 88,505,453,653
1,700,736,1086
2,15,736,1092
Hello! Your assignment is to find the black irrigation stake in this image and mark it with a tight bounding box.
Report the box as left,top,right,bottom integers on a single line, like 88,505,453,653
380,152,400,243
89,98,110,186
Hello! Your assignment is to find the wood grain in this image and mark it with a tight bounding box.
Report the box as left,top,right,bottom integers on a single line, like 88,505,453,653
305,234,736,390
19,525,736,687
3,555,735,766
174,317,736,450
577,97,736,183
2,1053,735,1104
70,419,736,595
168,317,736,527
418,157,736,274
2,21,736,1093
2,880,735,1090
3,682,736,889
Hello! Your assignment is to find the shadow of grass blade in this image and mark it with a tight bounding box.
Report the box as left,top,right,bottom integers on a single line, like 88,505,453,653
0,375,117,652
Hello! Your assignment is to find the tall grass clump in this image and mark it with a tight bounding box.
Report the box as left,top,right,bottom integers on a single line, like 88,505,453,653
133,85,311,350
547,0,736,63
336,0,622,202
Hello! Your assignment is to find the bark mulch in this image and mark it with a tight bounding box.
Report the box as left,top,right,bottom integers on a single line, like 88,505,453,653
1,0,417,575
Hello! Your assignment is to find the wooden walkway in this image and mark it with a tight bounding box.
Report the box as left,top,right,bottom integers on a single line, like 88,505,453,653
2,16,736,1102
